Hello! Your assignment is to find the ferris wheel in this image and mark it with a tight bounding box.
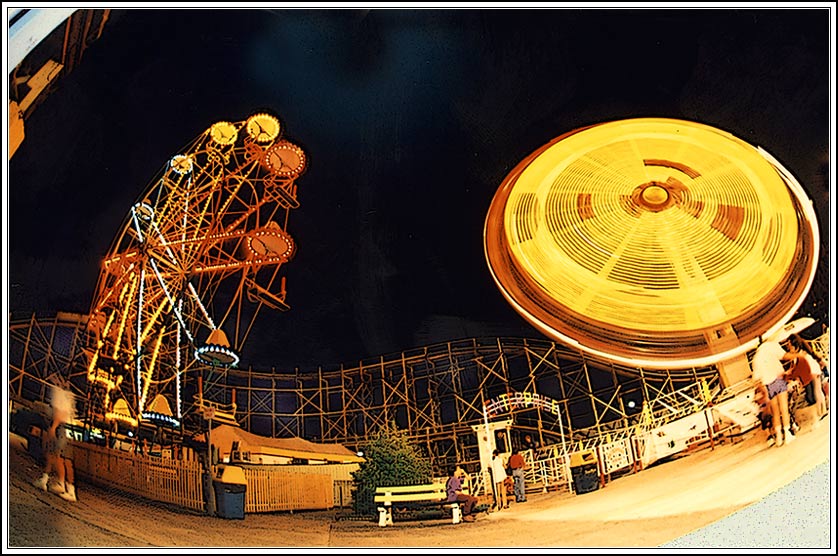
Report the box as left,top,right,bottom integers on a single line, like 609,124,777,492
83,112,308,432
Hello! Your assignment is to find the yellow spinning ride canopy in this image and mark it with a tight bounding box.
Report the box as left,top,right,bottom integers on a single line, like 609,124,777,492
484,118,819,369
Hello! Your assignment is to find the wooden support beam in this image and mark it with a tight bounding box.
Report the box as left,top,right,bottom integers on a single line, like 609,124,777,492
9,101,25,159
18,58,63,113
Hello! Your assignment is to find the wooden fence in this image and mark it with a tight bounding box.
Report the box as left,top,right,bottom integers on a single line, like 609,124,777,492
249,462,359,508
241,467,332,513
71,441,357,514
71,440,206,513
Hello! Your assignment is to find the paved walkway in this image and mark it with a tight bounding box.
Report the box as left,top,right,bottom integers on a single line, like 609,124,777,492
5,409,831,550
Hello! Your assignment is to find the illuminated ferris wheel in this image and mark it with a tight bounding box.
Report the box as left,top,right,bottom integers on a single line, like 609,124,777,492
83,112,308,431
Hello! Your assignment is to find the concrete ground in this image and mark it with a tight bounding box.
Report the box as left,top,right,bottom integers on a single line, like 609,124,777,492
4,406,832,551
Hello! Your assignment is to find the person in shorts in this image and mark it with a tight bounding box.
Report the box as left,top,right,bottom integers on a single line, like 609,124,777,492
32,385,77,501
751,337,801,447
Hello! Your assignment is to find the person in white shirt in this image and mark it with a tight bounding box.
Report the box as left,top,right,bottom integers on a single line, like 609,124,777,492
490,449,509,510
751,337,801,447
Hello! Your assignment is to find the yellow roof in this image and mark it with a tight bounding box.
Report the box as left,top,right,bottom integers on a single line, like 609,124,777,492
197,424,364,464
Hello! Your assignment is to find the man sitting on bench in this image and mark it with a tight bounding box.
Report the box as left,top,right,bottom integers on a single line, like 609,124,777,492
446,465,478,522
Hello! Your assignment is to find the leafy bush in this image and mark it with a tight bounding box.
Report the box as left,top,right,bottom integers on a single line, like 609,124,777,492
351,421,432,516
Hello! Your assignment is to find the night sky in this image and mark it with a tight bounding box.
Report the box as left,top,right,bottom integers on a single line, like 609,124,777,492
6,7,832,370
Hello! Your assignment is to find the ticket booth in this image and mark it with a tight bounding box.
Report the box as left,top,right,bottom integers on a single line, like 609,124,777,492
471,418,512,496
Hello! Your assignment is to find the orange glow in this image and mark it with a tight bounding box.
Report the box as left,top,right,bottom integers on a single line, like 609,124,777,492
84,111,307,425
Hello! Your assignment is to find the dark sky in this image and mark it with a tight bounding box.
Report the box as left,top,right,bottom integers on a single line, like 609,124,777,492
6,7,832,370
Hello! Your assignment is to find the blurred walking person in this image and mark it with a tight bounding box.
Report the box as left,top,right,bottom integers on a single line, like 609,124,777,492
32,385,77,501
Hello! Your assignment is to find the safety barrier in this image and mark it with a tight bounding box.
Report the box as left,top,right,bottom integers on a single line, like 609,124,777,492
246,462,359,508
70,440,350,514
241,466,332,512
71,440,205,513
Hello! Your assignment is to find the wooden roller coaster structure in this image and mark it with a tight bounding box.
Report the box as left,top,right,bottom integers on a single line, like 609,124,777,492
7,116,826,478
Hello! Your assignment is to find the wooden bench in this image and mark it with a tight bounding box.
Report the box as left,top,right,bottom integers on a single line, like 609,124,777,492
374,483,462,527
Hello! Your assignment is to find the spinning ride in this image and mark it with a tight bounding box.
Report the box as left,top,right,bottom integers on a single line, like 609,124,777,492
83,112,308,432
484,118,820,370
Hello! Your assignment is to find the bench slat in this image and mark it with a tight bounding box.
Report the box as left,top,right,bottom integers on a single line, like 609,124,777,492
375,483,448,504
374,493,446,503
375,484,446,494
375,483,462,527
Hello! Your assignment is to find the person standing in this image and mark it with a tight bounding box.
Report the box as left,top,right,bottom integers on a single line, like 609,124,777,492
445,465,478,522
788,334,828,424
32,385,77,501
491,449,509,510
508,449,527,503
751,336,800,447
521,433,538,452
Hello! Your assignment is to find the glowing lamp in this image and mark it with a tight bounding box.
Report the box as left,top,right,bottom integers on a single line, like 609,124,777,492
106,411,138,428
141,411,181,428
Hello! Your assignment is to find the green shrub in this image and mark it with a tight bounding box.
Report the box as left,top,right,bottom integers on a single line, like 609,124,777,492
351,421,432,516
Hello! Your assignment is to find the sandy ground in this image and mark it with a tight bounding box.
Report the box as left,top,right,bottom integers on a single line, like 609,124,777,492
4,406,833,551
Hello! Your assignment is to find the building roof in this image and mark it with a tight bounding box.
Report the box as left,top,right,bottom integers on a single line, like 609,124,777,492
198,423,364,464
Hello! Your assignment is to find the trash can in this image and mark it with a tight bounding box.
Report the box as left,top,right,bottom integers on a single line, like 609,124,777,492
569,449,600,495
212,465,247,519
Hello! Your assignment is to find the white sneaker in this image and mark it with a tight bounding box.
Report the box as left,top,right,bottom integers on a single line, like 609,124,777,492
59,484,77,502
784,430,796,444
48,481,66,494
32,474,49,491
775,434,784,447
